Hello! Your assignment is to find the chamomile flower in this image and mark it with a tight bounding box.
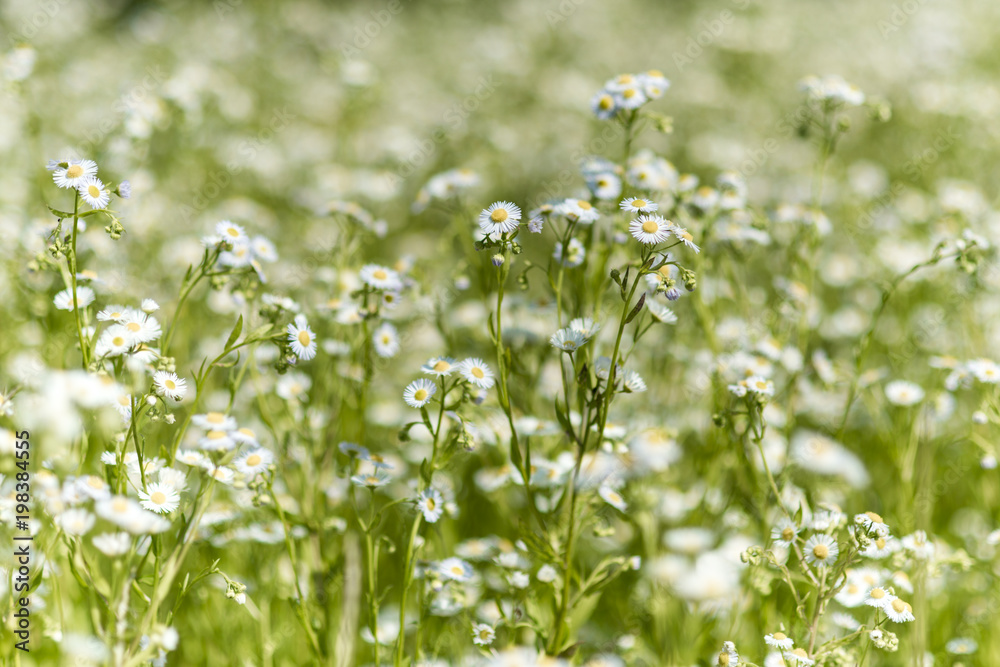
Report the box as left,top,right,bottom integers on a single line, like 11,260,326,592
92,532,131,557
78,177,110,209
198,430,236,451
438,557,474,582
422,356,457,376
623,369,647,392
770,518,801,547
54,286,96,311
404,378,437,408
864,586,895,610
471,623,495,647
215,220,248,244
139,483,181,514
855,511,890,537
946,638,978,655
884,380,924,406
175,450,208,468
803,534,839,567
152,371,187,401
782,648,815,666
569,317,601,339
629,214,672,245
672,225,701,252
591,91,617,119
360,264,403,291
287,314,318,361
373,322,400,358
550,327,587,352
556,198,600,224
860,535,894,559
620,197,659,213
191,412,238,431
234,448,274,476
615,85,647,110
417,488,444,523
96,326,133,358
479,201,521,235
884,597,915,623
351,469,392,488
57,508,96,536
764,632,794,650
53,159,99,189
250,236,278,262
647,301,677,324
598,485,628,512
458,358,495,389
716,641,739,666
118,310,162,343
97,304,130,322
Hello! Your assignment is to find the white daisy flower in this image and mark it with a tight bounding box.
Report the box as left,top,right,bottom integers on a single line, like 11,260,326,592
351,469,392,488
672,225,700,252
152,371,188,401
598,485,627,512
422,356,456,376
251,236,278,262
864,586,895,611
901,530,934,559
647,301,677,324
92,532,131,557
884,597,915,623
550,327,587,352
234,448,274,477
764,632,794,650
854,511,890,537
458,358,495,389
569,317,601,339
615,85,647,110
478,201,521,235
591,91,617,120
78,177,110,210
588,172,622,200
623,369,647,392
438,557,474,582
139,482,181,514
745,375,775,397
53,159,98,189
96,326,134,358
620,197,659,213
287,314,318,361
629,214,672,245
782,648,815,666
215,220,248,244
716,641,739,666
191,412,238,431
175,450,208,468
198,430,237,451
884,380,924,406
403,378,437,408
118,310,162,343
372,322,400,358
556,198,600,224
140,298,159,313
946,638,978,655
54,286,96,311
97,304,129,322
56,508,96,536
359,264,403,291
770,518,800,548
860,535,894,559
554,238,586,267
417,488,444,523
157,468,189,494
471,623,495,647
968,358,1000,383
230,427,260,447
208,466,236,485
803,534,839,567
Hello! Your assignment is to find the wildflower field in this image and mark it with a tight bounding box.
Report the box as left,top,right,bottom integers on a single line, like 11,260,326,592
3,0,1000,665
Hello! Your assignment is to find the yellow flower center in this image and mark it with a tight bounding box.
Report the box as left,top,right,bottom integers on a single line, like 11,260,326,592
66,165,84,179
112,498,129,513
297,330,312,346
208,431,226,440
164,380,176,390
112,336,126,346
239,427,255,438
490,208,509,223
246,454,262,467
226,227,240,237
891,598,907,613
875,538,886,549
871,588,885,599
88,184,101,198
413,389,428,401
773,632,787,640
151,491,167,505
812,544,830,559
647,69,664,78
373,269,387,280
623,88,637,99
577,200,592,209
127,322,141,332
866,511,884,524
425,497,436,510
471,367,485,379
782,527,795,541
642,220,659,234
681,231,693,241
433,360,451,372
598,95,613,110
632,199,647,208
207,412,226,424
718,653,730,666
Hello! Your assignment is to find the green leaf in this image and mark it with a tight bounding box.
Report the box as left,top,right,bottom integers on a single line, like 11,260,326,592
247,323,274,342
225,315,243,351
419,458,432,485
509,433,523,478
554,398,574,439
625,293,646,324
47,205,75,218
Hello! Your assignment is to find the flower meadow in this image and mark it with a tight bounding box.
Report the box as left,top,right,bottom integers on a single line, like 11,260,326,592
3,0,1000,665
